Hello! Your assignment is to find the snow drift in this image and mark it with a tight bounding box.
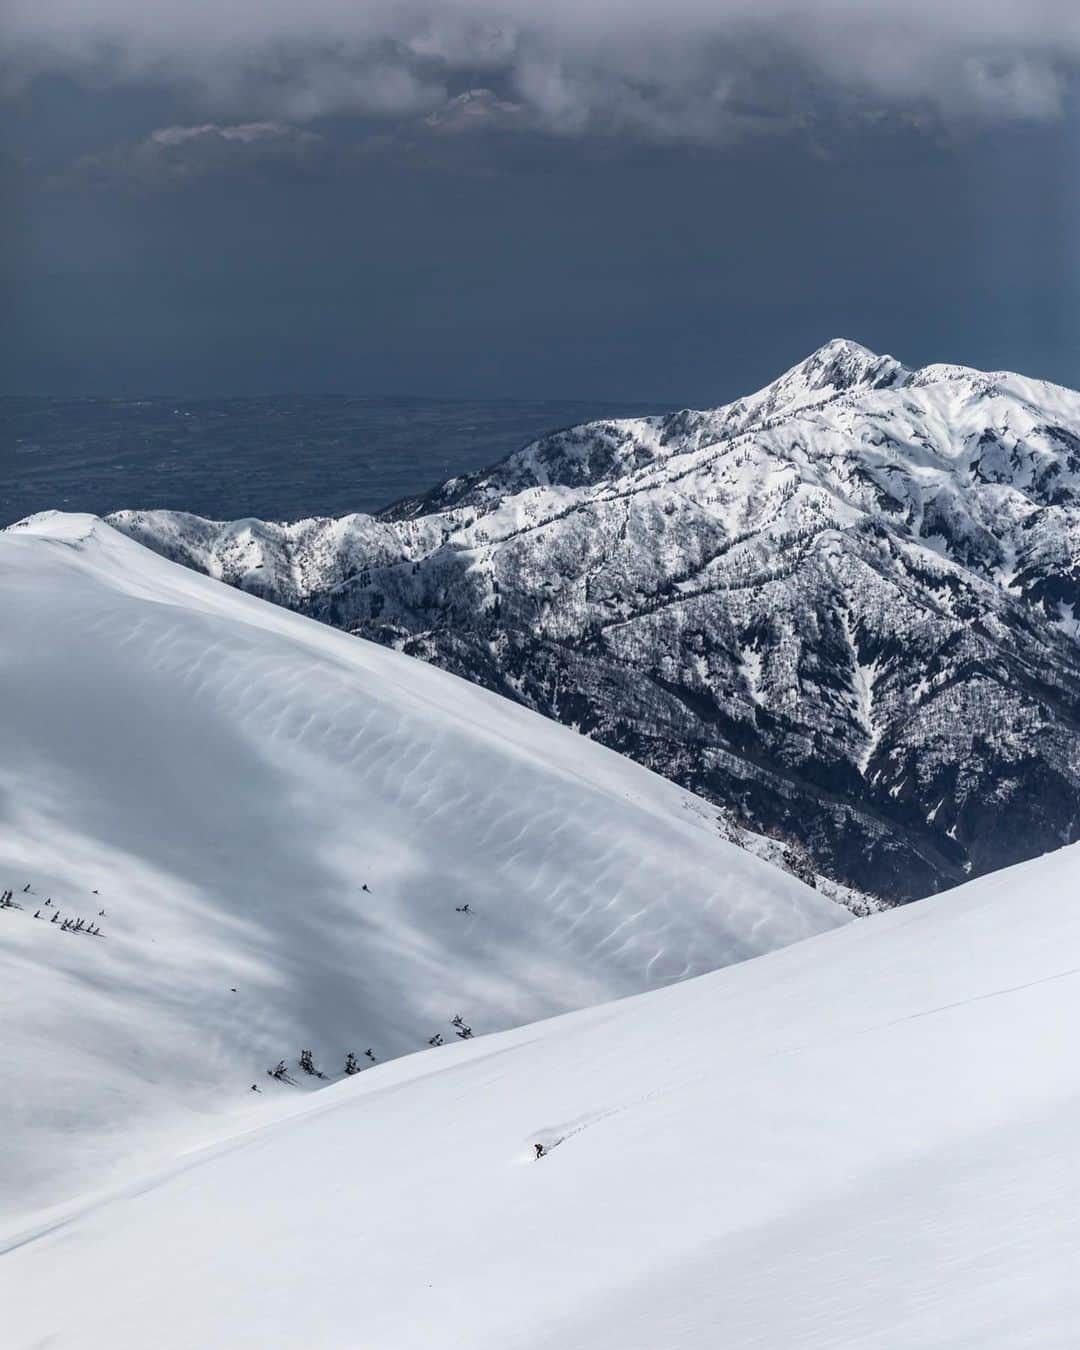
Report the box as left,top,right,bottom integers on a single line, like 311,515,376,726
3,827,1076,1349
0,512,844,1226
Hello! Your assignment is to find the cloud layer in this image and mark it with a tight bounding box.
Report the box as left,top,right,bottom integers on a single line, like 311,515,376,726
57,122,324,190
8,0,1080,143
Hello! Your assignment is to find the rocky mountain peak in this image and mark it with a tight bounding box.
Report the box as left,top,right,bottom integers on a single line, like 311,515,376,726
107,347,1080,902
778,337,910,398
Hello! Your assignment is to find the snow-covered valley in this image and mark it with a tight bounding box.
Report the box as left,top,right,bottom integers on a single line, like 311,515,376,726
4,822,1077,1349
111,340,1080,900
0,512,846,1229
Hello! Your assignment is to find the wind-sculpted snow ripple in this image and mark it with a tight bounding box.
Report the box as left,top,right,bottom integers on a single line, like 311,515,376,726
0,512,844,1225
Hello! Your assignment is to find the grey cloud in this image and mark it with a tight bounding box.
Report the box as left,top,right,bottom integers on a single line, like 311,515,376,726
424,89,524,135
53,121,324,190
6,0,1080,143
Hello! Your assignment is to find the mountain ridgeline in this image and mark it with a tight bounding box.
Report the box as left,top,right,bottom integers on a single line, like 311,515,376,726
110,340,1080,901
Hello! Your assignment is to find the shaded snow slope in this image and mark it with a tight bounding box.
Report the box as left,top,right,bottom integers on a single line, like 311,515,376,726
0,512,845,1224
111,339,1080,900
4,835,1077,1350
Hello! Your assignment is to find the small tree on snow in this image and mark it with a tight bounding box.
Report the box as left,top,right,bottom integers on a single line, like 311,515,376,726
344,1052,361,1075
781,841,818,889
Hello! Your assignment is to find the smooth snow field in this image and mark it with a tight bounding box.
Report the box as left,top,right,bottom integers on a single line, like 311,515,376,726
4,838,1078,1349
0,512,845,1230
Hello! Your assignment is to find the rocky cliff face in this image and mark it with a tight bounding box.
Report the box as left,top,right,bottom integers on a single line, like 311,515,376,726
110,340,1080,900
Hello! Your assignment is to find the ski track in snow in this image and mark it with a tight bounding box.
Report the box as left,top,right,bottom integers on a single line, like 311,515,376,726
3,833,1079,1349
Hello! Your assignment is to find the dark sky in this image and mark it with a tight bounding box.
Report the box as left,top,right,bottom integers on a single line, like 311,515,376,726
4,3,1080,403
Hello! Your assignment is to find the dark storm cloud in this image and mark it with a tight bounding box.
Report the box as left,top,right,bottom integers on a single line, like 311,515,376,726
5,3,1079,403
6,1,1080,144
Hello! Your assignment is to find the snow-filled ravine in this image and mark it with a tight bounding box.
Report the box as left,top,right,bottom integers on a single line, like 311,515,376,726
0,512,846,1228
4,829,1077,1349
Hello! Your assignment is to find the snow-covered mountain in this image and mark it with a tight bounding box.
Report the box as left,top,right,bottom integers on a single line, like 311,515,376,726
0,512,846,1226
110,341,1080,900
5,827,1076,1350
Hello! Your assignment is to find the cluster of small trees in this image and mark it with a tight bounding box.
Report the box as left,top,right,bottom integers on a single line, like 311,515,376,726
298,1048,325,1079
264,1016,477,1092
267,1060,296,1084
54,914,103,935
1,884,35,908
425,1014,475,1048
2,885,105,936
268,1047,380,1085
39,898,104,935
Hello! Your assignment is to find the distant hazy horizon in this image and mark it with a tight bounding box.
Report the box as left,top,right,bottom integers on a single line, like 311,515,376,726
0,394,663,527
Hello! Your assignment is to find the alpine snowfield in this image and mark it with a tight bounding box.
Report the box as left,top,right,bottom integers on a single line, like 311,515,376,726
0,512,845,1228
4,838,1077,1349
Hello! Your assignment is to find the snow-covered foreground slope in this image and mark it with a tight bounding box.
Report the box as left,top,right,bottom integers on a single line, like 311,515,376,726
5,841,1077,1350
0,512,845,1226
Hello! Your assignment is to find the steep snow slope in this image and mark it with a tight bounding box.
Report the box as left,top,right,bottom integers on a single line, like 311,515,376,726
0,512,845,1225
111,339,1080,899
4,837,1076,1350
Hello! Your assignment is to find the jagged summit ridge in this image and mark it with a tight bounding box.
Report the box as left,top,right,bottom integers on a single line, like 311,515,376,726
106,345,1080,900
766,336,909,398
366,339,908,517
